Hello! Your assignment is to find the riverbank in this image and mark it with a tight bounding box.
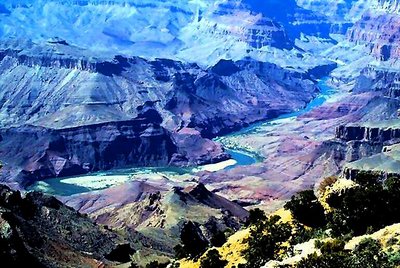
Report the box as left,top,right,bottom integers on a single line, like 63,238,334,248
28,78,336,197
215,78,337,158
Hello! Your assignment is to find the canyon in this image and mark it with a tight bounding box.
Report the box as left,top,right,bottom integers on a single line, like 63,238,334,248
0,41,323,186
1,0,400,267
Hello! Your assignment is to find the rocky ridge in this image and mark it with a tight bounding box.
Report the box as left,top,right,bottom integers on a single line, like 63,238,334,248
63,181,248,255
0,184,133,267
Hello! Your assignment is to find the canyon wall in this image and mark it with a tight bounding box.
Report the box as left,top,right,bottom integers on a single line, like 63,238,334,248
0,40,327,185
336,125,400,143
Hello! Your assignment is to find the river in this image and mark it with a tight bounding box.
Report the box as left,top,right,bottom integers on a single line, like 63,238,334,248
28,78,336,196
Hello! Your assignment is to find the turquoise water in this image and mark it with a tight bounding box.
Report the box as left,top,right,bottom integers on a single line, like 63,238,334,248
225,149,257,167
224,78,336,137
27,166,193,196
28,79,335,196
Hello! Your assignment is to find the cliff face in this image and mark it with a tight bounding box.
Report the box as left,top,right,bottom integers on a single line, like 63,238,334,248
317,120,400,181
0,49,131,76
0,184,132,267
334,0,400,63
336,125,400,143
0,106,229,185
353,66,400,98
0,43,319,134
296,0,369,22
322,0,400,88
374,0,400,13
347,12,400,61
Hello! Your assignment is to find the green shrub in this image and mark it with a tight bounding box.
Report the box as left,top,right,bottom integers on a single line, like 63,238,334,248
290,223,325,245
210,230,227,247
317,239,345,254
174,221,209,259
325,173,400,236
242,215,291,268
200,249,227,268
296,238,392,268
284,190,326,228
350,238,390,268
388,250,400,266
245,208,267,226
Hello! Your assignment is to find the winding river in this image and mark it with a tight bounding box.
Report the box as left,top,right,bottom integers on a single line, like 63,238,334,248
28,78,336,196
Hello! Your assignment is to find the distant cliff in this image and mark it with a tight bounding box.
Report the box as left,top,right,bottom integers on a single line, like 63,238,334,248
336,124,400,143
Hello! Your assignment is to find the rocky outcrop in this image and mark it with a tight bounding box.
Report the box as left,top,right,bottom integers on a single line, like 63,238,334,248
0,49,131,76
64,181,248,254
0,184,132,267
321,121,400,164
336,125,400,143
342,167,400,181
183,183,249,220
320,120,400,181
354,66,400,98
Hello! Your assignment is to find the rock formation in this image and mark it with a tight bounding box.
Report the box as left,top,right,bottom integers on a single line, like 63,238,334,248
63,181,248,255
0,39,324,185
336,124,400,143
0,184,133,267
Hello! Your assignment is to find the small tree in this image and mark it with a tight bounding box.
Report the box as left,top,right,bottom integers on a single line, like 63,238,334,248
350,238,390,268
210,230,227,247
242,215,291,267
246,208,267,226
284,190,326,228
174,221,208,259
200,249,227,268
296,238,391,268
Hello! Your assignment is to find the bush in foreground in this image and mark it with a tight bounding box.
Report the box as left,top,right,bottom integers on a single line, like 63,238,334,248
200,249,227,268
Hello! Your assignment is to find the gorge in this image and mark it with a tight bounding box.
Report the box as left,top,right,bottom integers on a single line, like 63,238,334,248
2,0,400,267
